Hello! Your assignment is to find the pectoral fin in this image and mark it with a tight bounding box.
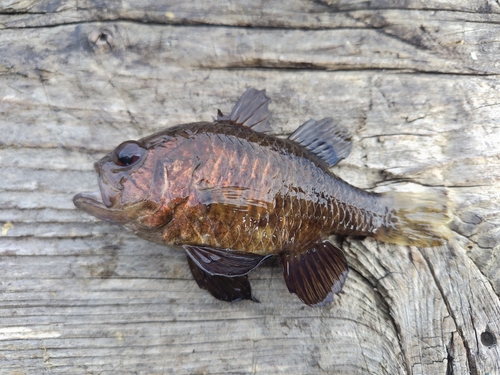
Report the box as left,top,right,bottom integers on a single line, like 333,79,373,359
183,245,272,276
289,118,352,167
187,257,258,302
281,241,348,306
217,87,272,133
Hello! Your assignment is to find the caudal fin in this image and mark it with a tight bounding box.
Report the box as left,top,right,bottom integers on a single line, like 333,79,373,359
375,192,452,247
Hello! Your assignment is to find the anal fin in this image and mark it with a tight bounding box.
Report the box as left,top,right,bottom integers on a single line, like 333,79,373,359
187,257,258,302
281,241,348,306
289,118,352,167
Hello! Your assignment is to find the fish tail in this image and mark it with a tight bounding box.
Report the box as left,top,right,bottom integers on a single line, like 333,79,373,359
375,191,452,247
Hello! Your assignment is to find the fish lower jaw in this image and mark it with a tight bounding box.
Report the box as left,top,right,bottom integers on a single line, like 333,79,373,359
73,191,104,210
73,191,127,224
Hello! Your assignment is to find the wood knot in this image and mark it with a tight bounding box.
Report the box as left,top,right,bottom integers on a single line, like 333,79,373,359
88,28,114,53
480,330,496,347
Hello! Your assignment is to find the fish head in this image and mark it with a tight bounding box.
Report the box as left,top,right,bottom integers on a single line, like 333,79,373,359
73,139,174,231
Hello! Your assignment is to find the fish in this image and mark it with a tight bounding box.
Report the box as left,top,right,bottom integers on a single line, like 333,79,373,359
73,88,450,306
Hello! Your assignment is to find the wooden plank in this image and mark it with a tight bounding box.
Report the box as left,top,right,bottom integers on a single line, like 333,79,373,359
1,1,499,374
0,19,499,75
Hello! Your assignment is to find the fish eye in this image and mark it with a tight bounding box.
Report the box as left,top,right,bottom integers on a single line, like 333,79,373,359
113,141,146,167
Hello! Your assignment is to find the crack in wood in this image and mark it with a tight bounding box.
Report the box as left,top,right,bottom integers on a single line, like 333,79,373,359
446,333,455,375
419,248,478,375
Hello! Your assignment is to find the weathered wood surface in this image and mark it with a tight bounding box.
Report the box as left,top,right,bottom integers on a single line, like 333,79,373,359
1,1,500,374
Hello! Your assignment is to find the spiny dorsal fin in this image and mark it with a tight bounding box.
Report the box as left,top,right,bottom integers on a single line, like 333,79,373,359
281,241,348,306
217,88,272,133
289,118,352,167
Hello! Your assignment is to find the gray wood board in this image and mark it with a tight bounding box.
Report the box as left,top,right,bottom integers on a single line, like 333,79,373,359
0,1,499,374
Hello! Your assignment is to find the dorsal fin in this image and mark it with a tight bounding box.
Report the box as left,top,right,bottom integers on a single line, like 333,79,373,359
217,87,272,133
289,118,352,167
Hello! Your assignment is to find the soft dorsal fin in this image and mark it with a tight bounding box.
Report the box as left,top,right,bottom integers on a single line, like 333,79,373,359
289,118,352,167
217,87,272,133
281,241,348,306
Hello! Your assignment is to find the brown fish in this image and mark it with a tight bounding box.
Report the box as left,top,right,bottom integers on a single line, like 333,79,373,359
74,88,450,306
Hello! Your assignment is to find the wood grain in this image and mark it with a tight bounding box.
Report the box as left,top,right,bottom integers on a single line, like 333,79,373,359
1,1,499,374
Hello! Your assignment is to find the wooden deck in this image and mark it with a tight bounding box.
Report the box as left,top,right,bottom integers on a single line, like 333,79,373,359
1,1,499,374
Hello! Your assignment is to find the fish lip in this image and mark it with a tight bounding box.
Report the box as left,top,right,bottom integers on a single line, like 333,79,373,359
94,160,123,208
97,175,121,208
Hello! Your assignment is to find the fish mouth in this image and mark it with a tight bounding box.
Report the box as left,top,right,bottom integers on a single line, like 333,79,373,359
73,191,127,223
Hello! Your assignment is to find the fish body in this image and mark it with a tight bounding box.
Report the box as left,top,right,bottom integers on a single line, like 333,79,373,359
74,88,449,306
136,121,382,254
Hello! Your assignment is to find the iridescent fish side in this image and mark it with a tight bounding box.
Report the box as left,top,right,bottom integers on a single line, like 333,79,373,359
74,88,450,306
